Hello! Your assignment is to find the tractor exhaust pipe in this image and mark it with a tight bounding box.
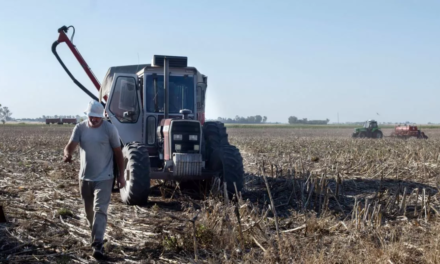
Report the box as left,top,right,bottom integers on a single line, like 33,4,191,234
164,57,169,119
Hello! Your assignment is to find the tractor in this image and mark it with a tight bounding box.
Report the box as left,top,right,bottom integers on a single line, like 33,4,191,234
352,120,383,139
52,26,244,205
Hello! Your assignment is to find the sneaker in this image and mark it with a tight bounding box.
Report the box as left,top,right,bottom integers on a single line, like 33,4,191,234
91,241,104,260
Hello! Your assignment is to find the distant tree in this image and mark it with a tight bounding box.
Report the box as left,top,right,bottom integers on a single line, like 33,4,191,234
255,115,263,123
288,116,298,124
0,104,3,124
0,104,12,123
263,116,267,123
247,116,256,123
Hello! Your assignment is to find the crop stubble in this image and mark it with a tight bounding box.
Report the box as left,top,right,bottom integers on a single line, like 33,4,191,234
1,125,440,263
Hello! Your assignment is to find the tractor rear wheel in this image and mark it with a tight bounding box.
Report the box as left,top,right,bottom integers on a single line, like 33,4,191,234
120,142,151,205
373,131,383,139
207,144,244,195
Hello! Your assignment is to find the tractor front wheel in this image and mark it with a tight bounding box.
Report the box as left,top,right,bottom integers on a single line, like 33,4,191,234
359,132,367,138
120,142,151,205
207,144,244,195
203,121,228,160
203,122,244,195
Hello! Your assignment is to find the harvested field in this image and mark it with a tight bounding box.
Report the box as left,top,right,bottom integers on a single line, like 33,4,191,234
1,125,440,263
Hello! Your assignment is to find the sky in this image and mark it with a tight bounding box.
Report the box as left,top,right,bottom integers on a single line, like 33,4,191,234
1,0,439,124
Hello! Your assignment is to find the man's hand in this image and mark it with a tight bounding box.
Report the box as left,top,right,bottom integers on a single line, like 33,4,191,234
63,153,72,163
63,141,78,163
113,147,125,188
118,173,126,189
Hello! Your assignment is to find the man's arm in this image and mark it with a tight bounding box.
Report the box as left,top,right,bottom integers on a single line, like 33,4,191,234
63,141,79,163
113,147,126,188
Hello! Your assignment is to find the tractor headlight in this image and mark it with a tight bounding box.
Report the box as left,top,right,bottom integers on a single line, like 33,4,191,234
175,144,182,151
194,145,199,151
173,134,183,140
189,135,198,141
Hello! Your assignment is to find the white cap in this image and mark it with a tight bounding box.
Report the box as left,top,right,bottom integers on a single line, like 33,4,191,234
84,101,104,117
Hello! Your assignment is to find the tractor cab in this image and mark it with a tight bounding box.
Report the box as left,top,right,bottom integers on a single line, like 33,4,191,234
364,120,378,130
98,56,207,147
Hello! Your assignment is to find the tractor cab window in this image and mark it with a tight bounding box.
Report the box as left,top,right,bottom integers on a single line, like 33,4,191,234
109,76,140,123
365,121,377,129
145,75,194,114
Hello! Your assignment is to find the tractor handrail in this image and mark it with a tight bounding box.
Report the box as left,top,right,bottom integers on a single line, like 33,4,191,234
51,25,105,103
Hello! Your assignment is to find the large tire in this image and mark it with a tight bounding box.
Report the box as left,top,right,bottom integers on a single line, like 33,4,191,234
207,144,244,194
120,142,151,205
359,132,367,138
203,122,229,160
373,131,383,139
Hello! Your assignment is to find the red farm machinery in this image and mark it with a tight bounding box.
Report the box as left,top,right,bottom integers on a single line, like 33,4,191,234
390,125,428,139
52,26,244,205
45,116,77,125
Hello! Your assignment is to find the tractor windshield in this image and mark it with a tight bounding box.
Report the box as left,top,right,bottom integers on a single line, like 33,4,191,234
145,75,195,113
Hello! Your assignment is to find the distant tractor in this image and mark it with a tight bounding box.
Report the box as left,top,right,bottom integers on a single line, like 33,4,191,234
52,26,244,205
45,117,62,125
390,125,428,139
45,117,77,125
352,120,383,138
61,117,77,125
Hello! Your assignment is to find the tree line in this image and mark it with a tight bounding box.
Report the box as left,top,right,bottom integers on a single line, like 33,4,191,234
216,115,268,124
288,116,329,125
0,103,84,124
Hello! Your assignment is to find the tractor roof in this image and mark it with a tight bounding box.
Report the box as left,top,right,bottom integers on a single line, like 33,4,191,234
100,64,148,98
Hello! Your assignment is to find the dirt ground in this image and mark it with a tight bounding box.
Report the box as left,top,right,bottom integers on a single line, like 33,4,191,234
1,125,440,263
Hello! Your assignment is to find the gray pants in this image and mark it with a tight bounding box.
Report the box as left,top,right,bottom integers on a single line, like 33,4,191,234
79,179,113,244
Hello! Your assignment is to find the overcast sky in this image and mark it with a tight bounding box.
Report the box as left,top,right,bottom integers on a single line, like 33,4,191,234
1,0,439,123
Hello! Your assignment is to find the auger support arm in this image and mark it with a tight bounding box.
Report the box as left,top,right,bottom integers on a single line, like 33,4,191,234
51,25,105,103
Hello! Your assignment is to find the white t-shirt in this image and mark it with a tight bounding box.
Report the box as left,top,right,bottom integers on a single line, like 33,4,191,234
70,120,120,181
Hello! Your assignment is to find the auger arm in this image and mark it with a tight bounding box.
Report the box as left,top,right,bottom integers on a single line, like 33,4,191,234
51,25,105,103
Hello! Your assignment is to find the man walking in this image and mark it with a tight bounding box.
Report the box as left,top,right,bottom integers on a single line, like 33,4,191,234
63,101,125,259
